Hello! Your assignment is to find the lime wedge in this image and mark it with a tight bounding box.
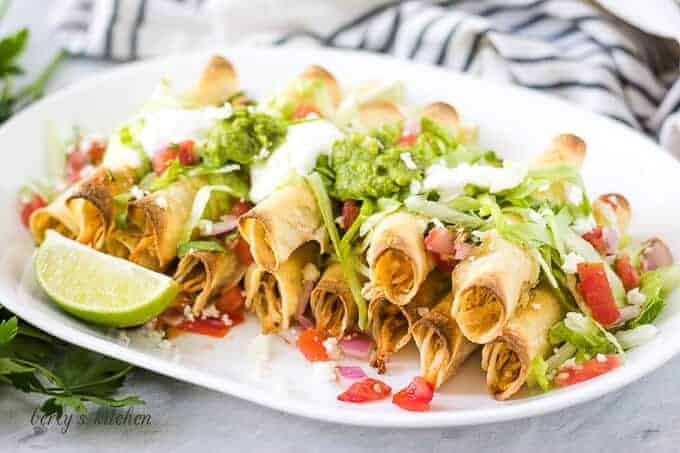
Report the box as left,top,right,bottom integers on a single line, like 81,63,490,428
34,230,179,327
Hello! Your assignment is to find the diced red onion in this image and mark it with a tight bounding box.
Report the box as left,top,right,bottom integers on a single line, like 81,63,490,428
601,226,619,255
201,215,239,236
641,238,673,271
403,118,421,136
335,365,367,380
338,334,373,359
454,242,473,260
618,305,641,323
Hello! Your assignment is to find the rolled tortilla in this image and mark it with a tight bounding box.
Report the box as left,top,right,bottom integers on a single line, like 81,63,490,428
117,176,201,272
451,230,540,344
174,249,247,315
481,285,564,400
30,167,136,248
184,55,239,107
368,269,450,373
366,212,433,306
245,243,319,333
239,182,326,272
411,292,478,388
310,262,359,338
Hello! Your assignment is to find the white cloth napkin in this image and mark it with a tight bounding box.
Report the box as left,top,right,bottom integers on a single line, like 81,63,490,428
50,0,680,155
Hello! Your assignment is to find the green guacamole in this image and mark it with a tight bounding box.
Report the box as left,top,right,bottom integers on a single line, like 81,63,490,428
326,118,460,200
201,107,287,167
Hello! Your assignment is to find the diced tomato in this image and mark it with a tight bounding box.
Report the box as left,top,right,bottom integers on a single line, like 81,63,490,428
151,147,178,175
215,285,244,316
174,318,230,338
19,194,47,227
398,132,418,147
582,227,609,255
66,149,87,183
553,355,620,387
340,200,360,230
86,141,106,164
614,255,640,291
337,378,392,403
576,262,621,326
392,376,434,412
177,140,197,166
292,103,320,120
297,328,328,362
425,227,457,272
231,236,254,265
230,200,253,217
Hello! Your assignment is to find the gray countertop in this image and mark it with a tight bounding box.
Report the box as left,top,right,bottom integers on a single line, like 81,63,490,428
2,2,679,452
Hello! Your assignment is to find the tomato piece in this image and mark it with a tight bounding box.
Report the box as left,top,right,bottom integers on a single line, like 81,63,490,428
582,227,610,255
292,103,320,120
553,355,620,387
215,285,244,316
151,147,178,175
425,227,457,272
614,255,640,291
86,141,106,164
337,378,392,403
297,328,328,362
175,318,230,338
66,149,87,183
20,194,47,227
576,262,621,326
392,376,434,412
177,140,197,166
230,200,253,217
398,132,418,147
340,200,360,230
231,236,254,265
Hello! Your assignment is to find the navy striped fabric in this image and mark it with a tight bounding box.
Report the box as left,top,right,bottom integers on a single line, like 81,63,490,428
51,0,680,150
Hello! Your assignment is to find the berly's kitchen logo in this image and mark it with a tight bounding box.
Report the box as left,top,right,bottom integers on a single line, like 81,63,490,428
30,407,152,434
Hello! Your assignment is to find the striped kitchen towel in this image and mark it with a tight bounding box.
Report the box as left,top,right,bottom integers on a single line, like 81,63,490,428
50,0,680,154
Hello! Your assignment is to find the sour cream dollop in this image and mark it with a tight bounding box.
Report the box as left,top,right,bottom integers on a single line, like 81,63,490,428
421,162,527,201
249,120,343,202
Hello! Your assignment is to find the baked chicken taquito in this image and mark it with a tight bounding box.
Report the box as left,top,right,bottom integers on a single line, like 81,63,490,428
310,262,359,338
244,243,319,333
366,212,434,306
451,230,540,344
412,292,478,388
481,285,564,400
368,269,450,373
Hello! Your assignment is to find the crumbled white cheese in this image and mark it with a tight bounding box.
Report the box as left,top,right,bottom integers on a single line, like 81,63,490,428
80,164,95,178
199,219,214,236
256,147,270,160
130,185,147,200
430,218,445,229
572,215,597,235
201,304,221,319
155,196,168,209
627,288,647,306
322,338,342,360
400,152,417,170
566,184,583,205
117,330,131,346
595,353,607,363
566,312,585,322
222,313,233,326
312,361,338,382
531,303,542,310
183,305,195,321
562,358,577,368
561,252,585,274
302,262,321,282
409,178,422,194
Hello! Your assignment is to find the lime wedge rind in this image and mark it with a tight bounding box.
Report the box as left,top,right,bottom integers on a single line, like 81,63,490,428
34,230,178,327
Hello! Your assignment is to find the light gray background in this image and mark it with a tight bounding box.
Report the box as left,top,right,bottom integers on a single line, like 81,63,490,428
2,2,679,452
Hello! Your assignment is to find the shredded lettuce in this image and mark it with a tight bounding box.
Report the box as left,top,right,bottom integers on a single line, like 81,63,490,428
404,196,485,229
306,172,368,330
626,265,680,328
358,198,401,237
179,184,244,247
526,355,551,391
177,240,226,258
148,159,183,191
549,313,618,361
616,324,658,349
187,163,240,177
